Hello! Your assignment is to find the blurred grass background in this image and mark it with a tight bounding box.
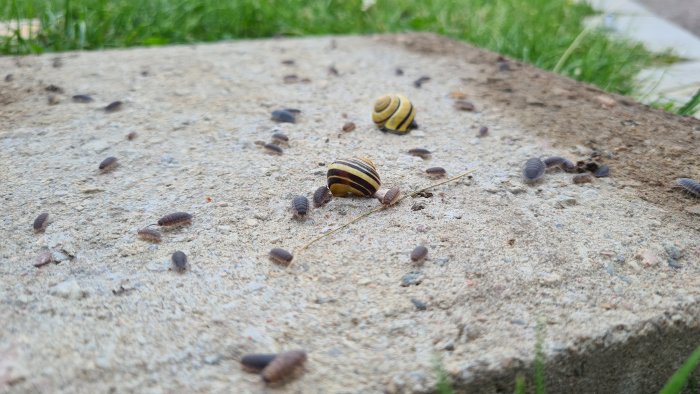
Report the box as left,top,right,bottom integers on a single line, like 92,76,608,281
0,0,663,95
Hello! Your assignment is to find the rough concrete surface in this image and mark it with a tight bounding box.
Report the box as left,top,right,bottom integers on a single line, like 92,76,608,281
635,0,700,37
1,33,700,393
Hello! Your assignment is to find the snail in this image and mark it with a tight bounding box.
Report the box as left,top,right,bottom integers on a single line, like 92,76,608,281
327,157,381,197
371,94,417,134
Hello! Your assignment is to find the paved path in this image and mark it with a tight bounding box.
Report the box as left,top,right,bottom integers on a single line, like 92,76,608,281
636,0,700,37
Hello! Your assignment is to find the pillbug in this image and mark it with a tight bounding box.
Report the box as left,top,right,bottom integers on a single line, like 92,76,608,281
543,156,576,173
126,131,138,140
313,186,332,207
327,157,381,197
677,178,700,196
171,251,187,272
573,174,593,184
453,100,475,111
104,101,122,113
594,164,610,178
269,248,293,266
411,245,428,263
137,227,162,243
408,148,431,159
522,158,545,183
292,196,309,217
381,187,401,206
271,132,289,145
426,167,446,178
157,212,192,227
372,94,417,134
342,122,356,132
271,109,296,123
33,212,49,232
72,94,93,103
99,156,118,172
264,143,283,155
478,126,489,137
261,349,307,384
241,354,277,373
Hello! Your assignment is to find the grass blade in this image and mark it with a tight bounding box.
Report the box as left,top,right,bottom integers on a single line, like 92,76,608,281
677,89,700,117
661,346,700,394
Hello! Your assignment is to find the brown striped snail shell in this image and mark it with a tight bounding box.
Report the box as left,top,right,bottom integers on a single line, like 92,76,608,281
327,157,381,197
371,94,417,134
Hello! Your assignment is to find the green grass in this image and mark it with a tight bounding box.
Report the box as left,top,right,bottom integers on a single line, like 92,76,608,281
0,0,657,95
661,346,700,394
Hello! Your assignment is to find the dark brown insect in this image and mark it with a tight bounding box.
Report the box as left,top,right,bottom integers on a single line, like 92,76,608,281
137,228,162,243
677,178,700,196
171,251,188,272
269,248,293,266
34,251,53,267
261,349,307,383
408,148,431,159
99,156,119,172
573,174,593,184
33,212,49,232
342,122,356,132
543,156,575,173
241,354,277,373
426,167,446,178
104,101,123,113
594,164,610,178
271,132,289,145
478,126,489,137
72,94,93,103
522,158,545,183
413,76,430,88
382,187,401,206
313,186,332,207
454,100,475,111
157,212,193,227
292,196,309,217
264,143,284,155
411,245,428,263
126,131,138,140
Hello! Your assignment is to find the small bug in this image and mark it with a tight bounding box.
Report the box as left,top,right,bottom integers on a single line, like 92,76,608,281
426,167,446,178
104,101,122,113
327,157,381,197
408,148,431,159
313,186,332,207
573,174,593,184
34,251,53,267
269,248,293,266
594,164,610,178
157,212,193,227
677,178,700,196
33,212,49,232
413,76,430,88
342,122,356,132
271,132,289,145
4,74,13,82
241,354,277,373
271,109,296,123
126,131,138,140
543,156,575,173
411,245,428,263
372,94,417,134
261,349,307,384
171,251,187,272
584,162,599,173
72,94,93,103
99,156,118,172
137,228,162,243
292,196,309,218
478,126,489,137
381,187,401,206
522,158,545,183
395,68,404,76
264,143,283,155
453,100,475,111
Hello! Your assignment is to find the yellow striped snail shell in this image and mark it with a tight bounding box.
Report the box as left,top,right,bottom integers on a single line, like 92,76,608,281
371,94,417,134
327,157,381,197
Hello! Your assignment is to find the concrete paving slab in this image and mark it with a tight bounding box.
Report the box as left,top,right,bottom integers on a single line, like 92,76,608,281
1,33,700,393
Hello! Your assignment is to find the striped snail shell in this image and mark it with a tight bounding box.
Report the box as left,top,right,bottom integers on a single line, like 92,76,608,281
327,157,381,197
372,94,417,134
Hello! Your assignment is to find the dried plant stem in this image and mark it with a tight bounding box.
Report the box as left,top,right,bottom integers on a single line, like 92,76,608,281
299,168,475,251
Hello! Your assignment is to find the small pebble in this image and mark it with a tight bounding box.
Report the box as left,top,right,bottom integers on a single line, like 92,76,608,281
271,109,296,123
410,245,428,263
454,100,475,111
573,174,593,184
401,271,423,287
594,164,610,177
104,101,123,113
33,252,53,268
413,76,430,88
126,131,138,140
478,126,488,137
47,95,59,105
411,298,427,310
264,143,283,155
395,68,404,76
72,94,93,103
342,122,356,132
664,244,682,260
4,74,13,82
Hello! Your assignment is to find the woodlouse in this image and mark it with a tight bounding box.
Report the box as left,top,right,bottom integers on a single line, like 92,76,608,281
426,167,446,178
157,212,193,227
261,349,307,384
594,164,610,178
99,156,119,172
408,148,431,159
543,156,576,173
72,94,93,103
241,354,277,373
264,143,284,155
382,187,401,206
677,178,700,196
313,186,332,207
522,158,546,183
271,132,289,145
269,248,293,266
271,109,296,123
411,245,428,263
292,196,309,217
478,126,489,137
342,122,356,132
171,251,187,272
453,100,475,111
104,101,123,113
33,212,49,232
126,131,138,141
573,174,593,184
137,228,162,243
